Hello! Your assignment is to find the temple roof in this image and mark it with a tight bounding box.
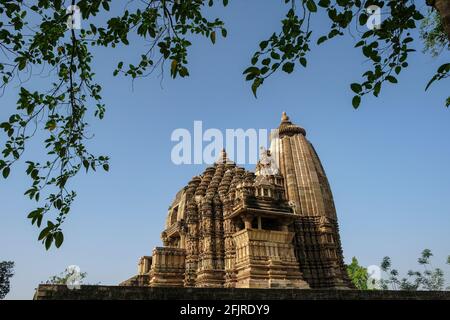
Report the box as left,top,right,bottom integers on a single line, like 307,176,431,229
165,148,293,226
278,111,306,138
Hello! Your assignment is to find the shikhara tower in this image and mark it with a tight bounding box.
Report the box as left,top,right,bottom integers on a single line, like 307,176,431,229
122,113,352,289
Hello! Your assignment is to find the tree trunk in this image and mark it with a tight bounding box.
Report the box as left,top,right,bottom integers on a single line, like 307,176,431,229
428,0,450,40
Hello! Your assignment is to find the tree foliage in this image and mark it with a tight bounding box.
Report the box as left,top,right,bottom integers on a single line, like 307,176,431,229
380,249,449,291
0,261,14,299
346,256,369,290
0,1,448,249
420,8,449,57
45,267,87,285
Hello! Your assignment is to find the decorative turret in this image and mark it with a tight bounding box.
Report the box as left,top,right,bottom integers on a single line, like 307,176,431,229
215,148,234,165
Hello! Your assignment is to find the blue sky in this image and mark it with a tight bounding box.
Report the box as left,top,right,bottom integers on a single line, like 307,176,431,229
1,1,449,299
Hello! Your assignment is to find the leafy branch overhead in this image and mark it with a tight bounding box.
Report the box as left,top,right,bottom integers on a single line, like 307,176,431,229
0,0,228,250
243,0,448,108
0,0,448,249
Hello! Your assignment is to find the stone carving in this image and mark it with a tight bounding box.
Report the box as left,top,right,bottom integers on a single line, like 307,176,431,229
255,147,279,176
288,200,297,215
122,113,352,289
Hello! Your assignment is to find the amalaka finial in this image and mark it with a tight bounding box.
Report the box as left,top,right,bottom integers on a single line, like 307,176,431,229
278,111,306,137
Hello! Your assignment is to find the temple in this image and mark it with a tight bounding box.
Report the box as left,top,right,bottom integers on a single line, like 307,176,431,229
121,113,352,289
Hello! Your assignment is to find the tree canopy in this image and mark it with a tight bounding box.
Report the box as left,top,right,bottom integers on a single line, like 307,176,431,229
0,0,448,249
346,257,369,289
0,261,14,299
380,249,450,290
45,267,87,286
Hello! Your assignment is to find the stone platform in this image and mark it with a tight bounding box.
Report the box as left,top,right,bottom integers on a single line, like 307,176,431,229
33,284,450,300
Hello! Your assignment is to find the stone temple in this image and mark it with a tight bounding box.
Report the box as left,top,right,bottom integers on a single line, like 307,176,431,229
121,113,352,289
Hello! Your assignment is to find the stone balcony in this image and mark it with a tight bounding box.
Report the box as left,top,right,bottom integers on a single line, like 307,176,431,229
149,247,186,287
233,229,297,264
232,229,309,289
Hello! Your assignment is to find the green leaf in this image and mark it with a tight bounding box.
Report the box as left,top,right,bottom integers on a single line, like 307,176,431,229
355,40,364,48
27,210,36,219
102,1,110,10
352,96,361,109
251,78,263,98
210,31,216,44
2,166,10,178
386,75,398,84
437,63,450,74
299,58,307,68
38,227,50,241
359,13,368,26
170,60,178,78
45,234,53,250
55,198,62,209
259,40,269,50
425,76,436,91
103,163,109,172
317,36,327,45
350,83,362,94
328,29,340,39
54,232,64,248
246,73,256,81
243,66,260,75
373,82,381,97
46,120,57,131
36,214,43,227
403,37,413,44
83,159,89,172
413,11,424,20
18,59,26,71
318,0,330,8
262,58,271,66
306,0,318,13
270,51,280,60
282,62,294,74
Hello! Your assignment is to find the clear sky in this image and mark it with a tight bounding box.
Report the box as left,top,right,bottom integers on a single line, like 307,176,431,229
1,1,449,299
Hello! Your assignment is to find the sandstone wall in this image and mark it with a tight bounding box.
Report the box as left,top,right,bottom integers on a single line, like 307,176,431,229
33,284,450,300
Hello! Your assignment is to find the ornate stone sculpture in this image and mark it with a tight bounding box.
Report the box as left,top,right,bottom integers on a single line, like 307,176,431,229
120,113,352,289
255,147,279,176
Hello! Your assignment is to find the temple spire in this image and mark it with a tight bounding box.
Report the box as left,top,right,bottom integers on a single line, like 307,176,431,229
215,148,234,165
278,111,306,137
